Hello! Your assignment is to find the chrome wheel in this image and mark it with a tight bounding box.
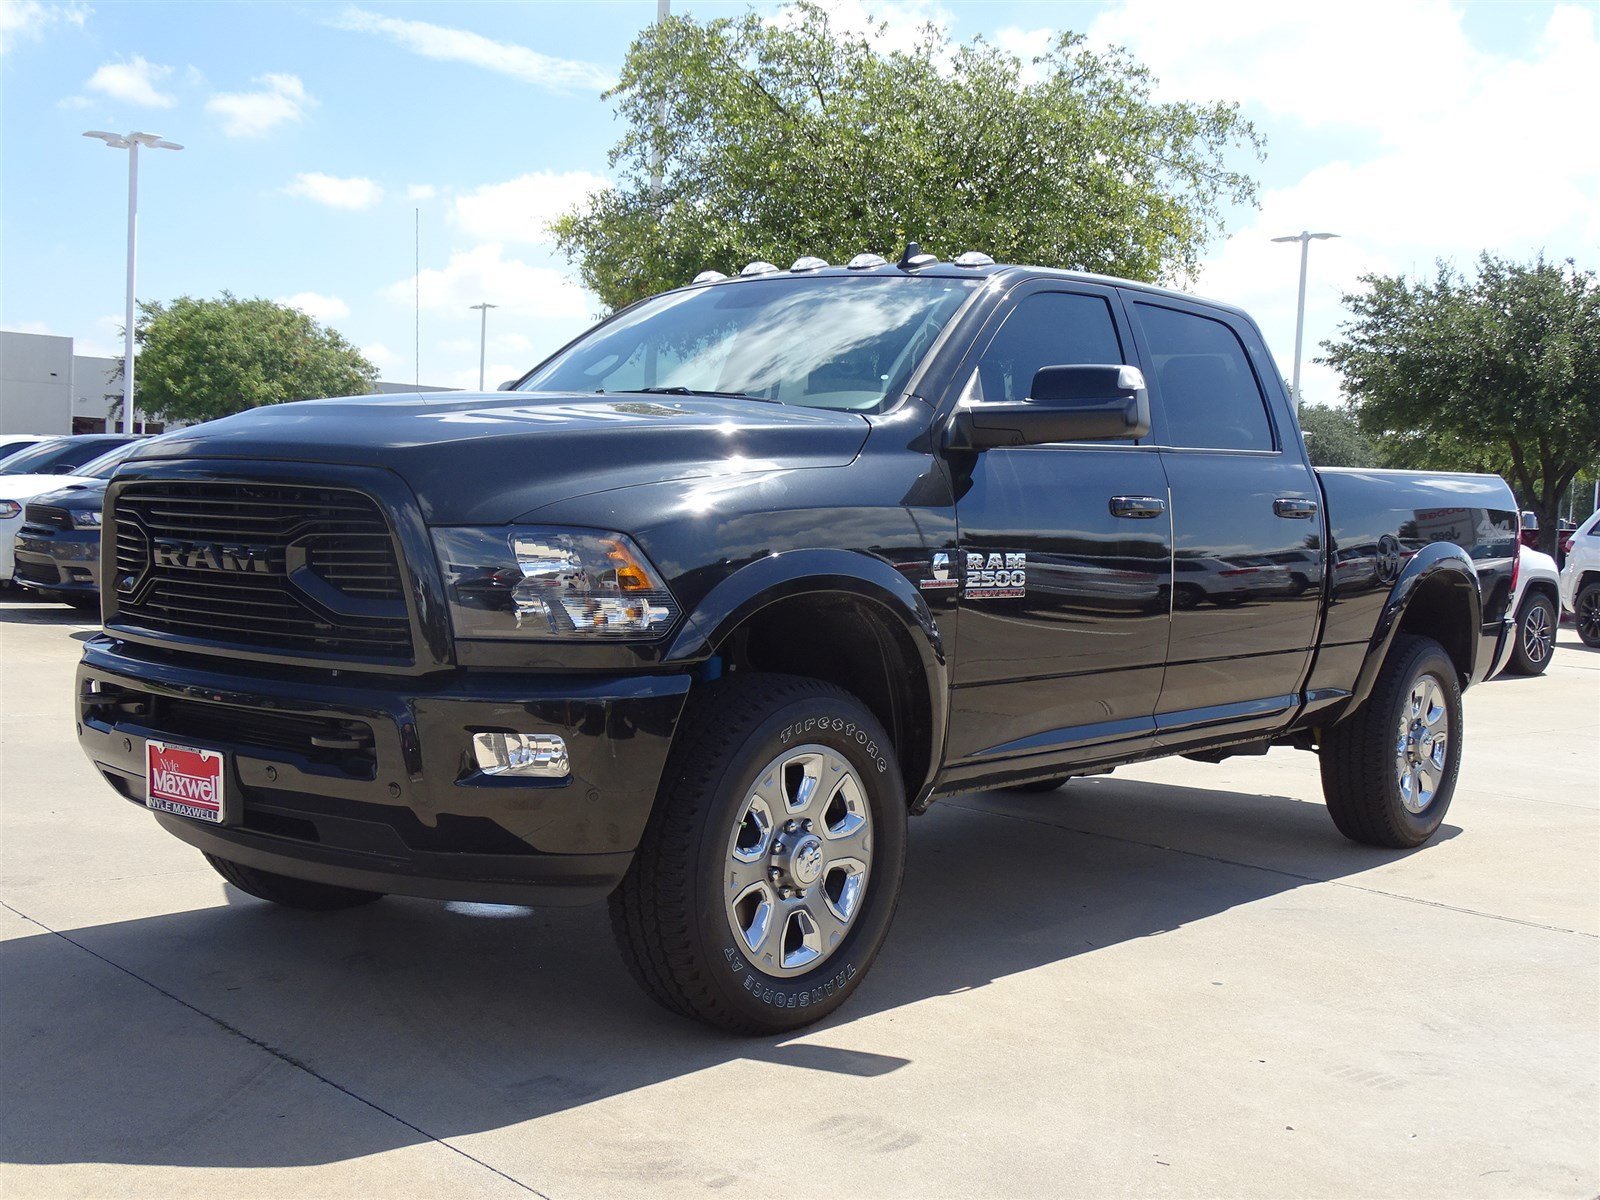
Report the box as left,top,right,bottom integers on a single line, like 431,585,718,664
1394,673,1449,813
724,744,872,979
1521,601,1553,665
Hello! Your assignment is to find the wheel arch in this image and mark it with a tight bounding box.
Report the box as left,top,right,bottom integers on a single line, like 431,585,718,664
1349,544,1481,712
665,549,949,803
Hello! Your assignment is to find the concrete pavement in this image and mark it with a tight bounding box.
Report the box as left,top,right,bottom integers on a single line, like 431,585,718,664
2,593,1596,1198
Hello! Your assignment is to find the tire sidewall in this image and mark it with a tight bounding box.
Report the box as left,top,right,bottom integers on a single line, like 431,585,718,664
690,692,907,1027
1380,644,1464,841
1578,583,1600,649
1513,594,1555,673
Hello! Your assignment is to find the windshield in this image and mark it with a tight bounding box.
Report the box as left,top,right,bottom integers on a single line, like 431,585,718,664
520,275,979,412
78,441,143,479
0,437,129,476
0,439,71,475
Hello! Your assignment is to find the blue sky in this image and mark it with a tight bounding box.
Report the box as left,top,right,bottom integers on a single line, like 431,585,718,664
3,0,1596,397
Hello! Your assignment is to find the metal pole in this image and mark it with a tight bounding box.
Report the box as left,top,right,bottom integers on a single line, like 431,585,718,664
469,303,497,391
1273,231,1338,415
650,0,669,196
124,140,140,433
1291,235,1309,416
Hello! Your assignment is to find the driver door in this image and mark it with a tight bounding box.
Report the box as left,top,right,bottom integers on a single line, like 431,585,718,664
945,284,1173,767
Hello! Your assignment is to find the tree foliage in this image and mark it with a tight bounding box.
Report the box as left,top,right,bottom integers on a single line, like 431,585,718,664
1321,255,1600,554
130,293,378,424
553,2,1262,310
1297,402,1376,468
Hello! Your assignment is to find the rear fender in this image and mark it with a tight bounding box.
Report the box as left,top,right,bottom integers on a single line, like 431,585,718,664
1349,543,1481,710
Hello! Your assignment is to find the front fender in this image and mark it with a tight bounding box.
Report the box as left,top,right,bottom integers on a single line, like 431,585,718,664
1349,543,1482,710
665,548,950,796
667,547,946,672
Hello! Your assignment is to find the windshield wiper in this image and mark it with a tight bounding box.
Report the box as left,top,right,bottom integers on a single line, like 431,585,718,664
624,386,780,404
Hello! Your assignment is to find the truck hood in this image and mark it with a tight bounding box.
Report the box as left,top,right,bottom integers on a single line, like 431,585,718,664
129,391,872,525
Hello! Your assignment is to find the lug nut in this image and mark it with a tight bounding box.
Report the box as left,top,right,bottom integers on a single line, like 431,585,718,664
772,840,785,854
801,819,812,831
779,886,794,900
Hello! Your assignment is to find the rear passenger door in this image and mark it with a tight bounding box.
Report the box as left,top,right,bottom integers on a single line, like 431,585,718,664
1124,296,1324,738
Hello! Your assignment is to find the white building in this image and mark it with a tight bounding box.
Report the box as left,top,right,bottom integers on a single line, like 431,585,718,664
0,329,452,435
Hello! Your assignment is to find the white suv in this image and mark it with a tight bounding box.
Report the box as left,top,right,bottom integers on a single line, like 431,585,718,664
1558,510,1600,648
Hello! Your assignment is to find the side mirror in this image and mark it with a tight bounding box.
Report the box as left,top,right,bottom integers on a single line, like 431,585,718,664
948,364,1151,449
497,379,519,392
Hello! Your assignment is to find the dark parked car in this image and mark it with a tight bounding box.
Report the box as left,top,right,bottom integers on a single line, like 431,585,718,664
0,434,138,478
74,251,1517,1033
12,441,145,609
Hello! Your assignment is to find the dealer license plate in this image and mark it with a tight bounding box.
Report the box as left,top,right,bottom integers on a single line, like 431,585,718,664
145,740,227,824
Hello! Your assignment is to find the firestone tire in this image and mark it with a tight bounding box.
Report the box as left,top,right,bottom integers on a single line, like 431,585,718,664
1318,634,1463,849
1576,581,1600,649
1507,592,1556,675
608,673,907,1035
204,853,385,911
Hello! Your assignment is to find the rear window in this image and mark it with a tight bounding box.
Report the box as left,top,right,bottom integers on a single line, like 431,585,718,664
1135,303,1275,452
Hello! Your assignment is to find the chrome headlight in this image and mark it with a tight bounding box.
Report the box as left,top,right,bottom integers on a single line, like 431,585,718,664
71,510,103,529
432,526,681,640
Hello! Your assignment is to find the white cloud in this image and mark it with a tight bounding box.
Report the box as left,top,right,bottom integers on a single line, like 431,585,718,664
992,25,1053,84
406,183,437,201
279,292,352,324
1,0,87,55
1087,1,1600,407
452,170,610,244
775,0,953,55
86,55,176,108
284,172,384,211
206,73,313,137
330,7,613,92
361,342,400,377
383,243,592,322
56,94,91,109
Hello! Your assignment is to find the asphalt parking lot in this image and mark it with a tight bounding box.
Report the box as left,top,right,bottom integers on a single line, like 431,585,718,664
1,594,1595,1199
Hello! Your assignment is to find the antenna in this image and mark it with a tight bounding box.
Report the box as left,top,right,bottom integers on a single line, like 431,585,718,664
419,208,425,390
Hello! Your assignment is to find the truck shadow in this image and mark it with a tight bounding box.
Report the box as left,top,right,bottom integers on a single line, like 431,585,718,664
0,779,1456,1171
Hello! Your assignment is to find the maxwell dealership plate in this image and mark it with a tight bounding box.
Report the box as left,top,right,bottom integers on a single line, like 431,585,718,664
145,740,227,824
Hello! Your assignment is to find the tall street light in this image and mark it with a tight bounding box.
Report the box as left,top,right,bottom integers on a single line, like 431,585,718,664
469,302,498,391
1271,230,1338,413
84,131,183,434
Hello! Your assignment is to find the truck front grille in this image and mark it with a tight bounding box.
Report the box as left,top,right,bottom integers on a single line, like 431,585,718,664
109,480,413,662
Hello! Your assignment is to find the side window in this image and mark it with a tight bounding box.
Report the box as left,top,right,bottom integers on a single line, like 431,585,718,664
1134,302,1275,452
972,292,1125,403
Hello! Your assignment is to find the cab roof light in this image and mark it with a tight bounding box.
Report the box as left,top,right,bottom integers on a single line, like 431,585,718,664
790,256,829,272
740,260,781,277
954,250,995,267
692,270,728,284
846,253,887,269
898,241,938,269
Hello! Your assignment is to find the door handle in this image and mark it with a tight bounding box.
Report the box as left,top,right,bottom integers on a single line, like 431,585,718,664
1109,495,1166,519
1273,497,1319,519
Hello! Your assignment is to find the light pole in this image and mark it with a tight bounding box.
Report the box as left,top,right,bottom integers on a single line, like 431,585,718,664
1271,230,1338,413
84,130,183,434
469,302,498,391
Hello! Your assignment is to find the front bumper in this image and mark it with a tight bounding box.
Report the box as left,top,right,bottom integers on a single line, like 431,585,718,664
13,525,101,595
76,636,692,905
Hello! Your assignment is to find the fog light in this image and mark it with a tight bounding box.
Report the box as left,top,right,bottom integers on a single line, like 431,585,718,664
471,731,569,778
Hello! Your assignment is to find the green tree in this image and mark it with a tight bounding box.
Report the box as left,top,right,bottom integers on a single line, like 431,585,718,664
1297,402,1376,467
129,293,378,424
1321,255,1600,555
553,2,1262,310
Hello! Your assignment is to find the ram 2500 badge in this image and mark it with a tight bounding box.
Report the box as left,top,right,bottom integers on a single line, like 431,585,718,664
76,248,1517,1033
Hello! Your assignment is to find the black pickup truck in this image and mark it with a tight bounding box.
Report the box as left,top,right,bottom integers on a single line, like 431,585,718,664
75,252,1517,1033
